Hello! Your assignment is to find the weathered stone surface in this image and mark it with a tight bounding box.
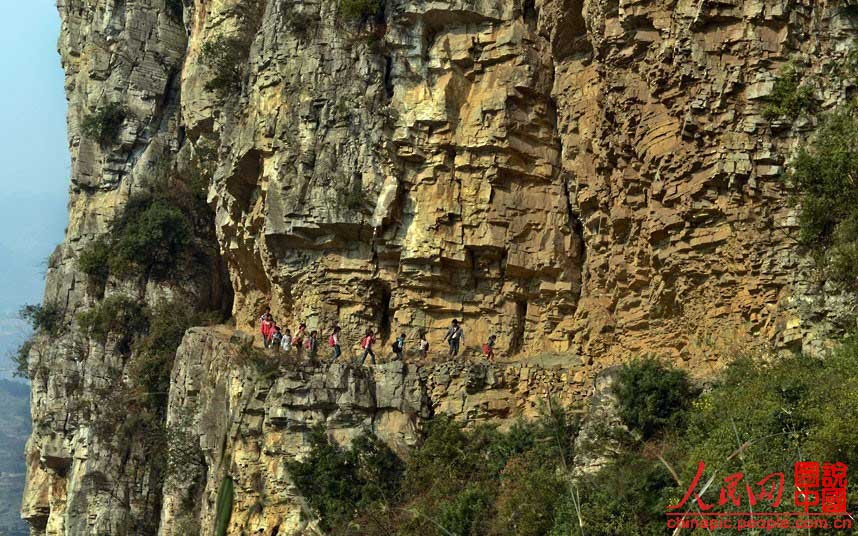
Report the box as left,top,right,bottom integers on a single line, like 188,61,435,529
158,328,589,535
22,0,858,534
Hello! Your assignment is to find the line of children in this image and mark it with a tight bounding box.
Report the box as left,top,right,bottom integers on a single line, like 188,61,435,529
261,308,499,366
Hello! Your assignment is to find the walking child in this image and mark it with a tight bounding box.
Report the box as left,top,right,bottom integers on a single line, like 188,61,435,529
261,313,276,349
443,319,464,358
294,323,306,358
330,326,341,362
306,330,319,361
418,331,429,359
392,333,405,361
272,326,284,352
360,329,376,365
482,334,497,361
282,328,293,352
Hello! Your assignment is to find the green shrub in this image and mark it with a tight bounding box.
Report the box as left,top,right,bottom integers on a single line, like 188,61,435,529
78,237,111,289
339,187,369,211
827,213,858,283
19,302,64,336
128,299,209,409
214,476,234,536
286,344,858,536
284,6,317,40
339,0,382,23
435,484,492,536
108,194,192,278
77,294,148,352
491,457,564,536
788,107,858,284
763,64,814,121
679,344,858,516
200,37,247,95
11,338,34,379
81,102,126,146
552,453,674,536
90,381,167,457
76,179,203,284
614,357,697,440
287,426,404,532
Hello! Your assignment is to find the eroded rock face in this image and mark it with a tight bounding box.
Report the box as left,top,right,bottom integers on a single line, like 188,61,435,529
189,0,583,358
551,0,858,364
22,0,858,534
158,328,590,536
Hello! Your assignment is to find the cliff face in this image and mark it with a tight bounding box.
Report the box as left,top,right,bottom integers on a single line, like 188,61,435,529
157,329,585,534
21,0,858,534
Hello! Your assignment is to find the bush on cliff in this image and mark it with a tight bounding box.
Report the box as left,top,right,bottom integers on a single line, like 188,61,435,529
763,64,814,121
76,186,195,285
589,343,858,534
551,452,675,536
289,406,579,536
129,299,211,410
81,102,126,146
77,237,110,291
108,193,192,278
614,357,698,440
77,294,148,353
19,301,64,336
289,340,858,535
200,37,247,95
338,0,382,24
10,338,33,379
789,107,858,284
287,425,404,532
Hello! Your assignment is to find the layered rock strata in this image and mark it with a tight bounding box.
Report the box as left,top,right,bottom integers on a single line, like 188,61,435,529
158,328,591,535
21,0,858,534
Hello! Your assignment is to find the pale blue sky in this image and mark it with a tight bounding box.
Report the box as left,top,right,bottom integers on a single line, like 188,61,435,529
0,2,69,375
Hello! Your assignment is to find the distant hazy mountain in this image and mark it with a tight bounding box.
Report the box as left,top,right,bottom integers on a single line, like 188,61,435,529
0,379,29,536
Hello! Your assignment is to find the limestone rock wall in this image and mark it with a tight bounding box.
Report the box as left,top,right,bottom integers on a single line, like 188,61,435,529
187,0,584,358
22,1,226,534
158,328,589,536
21,0,858,534
551,0,858,365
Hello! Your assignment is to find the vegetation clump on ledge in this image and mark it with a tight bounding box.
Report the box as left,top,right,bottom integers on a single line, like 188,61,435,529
19,302,64,336
287,341,858,535
788,106,858,285
77,174,206,289
339,0,382,23
200,37,248,96
763,63,814,121
81,102,126,146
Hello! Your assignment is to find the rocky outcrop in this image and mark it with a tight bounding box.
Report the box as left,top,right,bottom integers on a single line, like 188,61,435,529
21,0,858,534
551,0,858,363
158,328,590,535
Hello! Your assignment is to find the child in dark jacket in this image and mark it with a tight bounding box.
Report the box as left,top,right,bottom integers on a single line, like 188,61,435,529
392,333,406,361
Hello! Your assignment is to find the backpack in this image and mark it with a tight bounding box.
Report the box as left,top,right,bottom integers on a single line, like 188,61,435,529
329,334,336,347
482,343,490,354
361,336,372,349
304,338,312,350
